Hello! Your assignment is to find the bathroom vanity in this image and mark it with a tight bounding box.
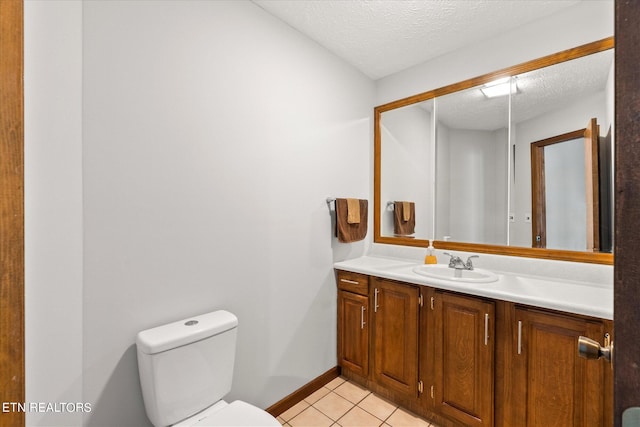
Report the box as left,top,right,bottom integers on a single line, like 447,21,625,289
337,34,616,426
335,255,612,427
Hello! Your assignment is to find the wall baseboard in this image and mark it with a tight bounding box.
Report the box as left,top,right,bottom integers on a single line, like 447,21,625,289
266,366,340,417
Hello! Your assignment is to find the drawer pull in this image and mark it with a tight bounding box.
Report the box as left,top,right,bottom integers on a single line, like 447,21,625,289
484,313,489,346
340,278,360,285
517,320,523,355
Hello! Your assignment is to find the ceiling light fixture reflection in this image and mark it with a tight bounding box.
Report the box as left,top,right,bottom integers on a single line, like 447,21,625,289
481,77,517,98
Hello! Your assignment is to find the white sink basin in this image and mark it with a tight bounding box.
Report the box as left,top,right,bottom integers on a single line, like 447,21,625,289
412,264,498,283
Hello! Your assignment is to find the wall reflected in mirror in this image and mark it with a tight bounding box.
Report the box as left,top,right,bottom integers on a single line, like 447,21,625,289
379,99,434,240
434,82,509,246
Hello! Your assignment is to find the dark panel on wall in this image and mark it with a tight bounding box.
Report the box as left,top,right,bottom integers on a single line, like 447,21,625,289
614,1,640,426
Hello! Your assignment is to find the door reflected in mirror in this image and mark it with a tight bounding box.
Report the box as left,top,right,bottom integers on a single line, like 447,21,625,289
530,119,613,253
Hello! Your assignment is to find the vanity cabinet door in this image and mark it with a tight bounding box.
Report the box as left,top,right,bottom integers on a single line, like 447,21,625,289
433,291,495,427
371,277,419,398
509,307,612,427
337,290,369,377
336,270,370,378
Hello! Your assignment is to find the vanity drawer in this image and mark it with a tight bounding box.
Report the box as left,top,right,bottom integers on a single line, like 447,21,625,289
336,270,369,295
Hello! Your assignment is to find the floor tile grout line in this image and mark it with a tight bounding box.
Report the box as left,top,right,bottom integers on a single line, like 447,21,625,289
350,398,395,425
278,399,311,423
308,388,386,426
333,404,380,427
339,380,396,424
335,380,370,401
340,379,437,426
320,396,433,427
280,377,436,427
322,390,355,422
311,389,401,427
332,380,396,426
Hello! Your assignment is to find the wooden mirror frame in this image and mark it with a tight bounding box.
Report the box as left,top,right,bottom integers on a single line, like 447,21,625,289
374,37,614,265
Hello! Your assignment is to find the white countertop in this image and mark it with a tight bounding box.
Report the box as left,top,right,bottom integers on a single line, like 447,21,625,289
334,255,613,320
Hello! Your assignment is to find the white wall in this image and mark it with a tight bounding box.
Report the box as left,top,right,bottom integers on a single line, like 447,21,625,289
435,125,508,244
81,1,372,426
26,1,373,426
24,2,84,426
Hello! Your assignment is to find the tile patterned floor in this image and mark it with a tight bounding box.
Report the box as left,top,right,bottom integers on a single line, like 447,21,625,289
276,377,440,427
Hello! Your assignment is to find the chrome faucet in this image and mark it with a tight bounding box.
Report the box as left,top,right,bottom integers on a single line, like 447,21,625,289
465,255,479,270
443,253,479,270
444,252,465,269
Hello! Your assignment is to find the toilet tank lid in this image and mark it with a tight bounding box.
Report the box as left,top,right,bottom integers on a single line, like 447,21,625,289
136,310,238,355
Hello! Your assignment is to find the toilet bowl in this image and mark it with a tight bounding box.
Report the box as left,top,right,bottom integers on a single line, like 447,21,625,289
136,310,280,427
173,400,279,426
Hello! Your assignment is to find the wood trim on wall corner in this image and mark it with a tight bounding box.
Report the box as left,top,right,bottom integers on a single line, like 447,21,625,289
0,2,25,427
266,367,341,417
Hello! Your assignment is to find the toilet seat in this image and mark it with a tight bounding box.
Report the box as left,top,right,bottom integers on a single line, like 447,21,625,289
173,400,280,427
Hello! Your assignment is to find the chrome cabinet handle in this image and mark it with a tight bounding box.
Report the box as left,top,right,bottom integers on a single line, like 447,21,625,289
361,306,366,329
374,288,379,312
517,320,523,355
340,278,359,285
484,313,489,346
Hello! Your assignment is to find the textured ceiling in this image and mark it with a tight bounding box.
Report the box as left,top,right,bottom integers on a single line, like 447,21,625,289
431,48,614,131
407,48,613,132
252,0,582,80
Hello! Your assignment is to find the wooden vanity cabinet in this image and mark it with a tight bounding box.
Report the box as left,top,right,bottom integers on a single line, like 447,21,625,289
337,271,370,378
498,305,613,427
336,271,420,402
431,291,495,427
336,270,612,427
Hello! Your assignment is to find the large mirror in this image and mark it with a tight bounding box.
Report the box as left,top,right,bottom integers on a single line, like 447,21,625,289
374,38,614,264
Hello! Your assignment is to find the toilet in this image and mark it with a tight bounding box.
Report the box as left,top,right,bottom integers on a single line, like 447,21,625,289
136,310,281,427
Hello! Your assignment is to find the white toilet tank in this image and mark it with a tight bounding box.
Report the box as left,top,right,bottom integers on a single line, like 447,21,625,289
136,310,238,427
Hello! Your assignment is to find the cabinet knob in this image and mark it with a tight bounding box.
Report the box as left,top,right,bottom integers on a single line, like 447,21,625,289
578,333,612,363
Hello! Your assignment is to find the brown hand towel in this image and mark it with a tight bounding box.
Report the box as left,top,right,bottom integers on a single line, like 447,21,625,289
335,198,368,243
402,201,411,222
346,198,360,224
394,201,415,236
